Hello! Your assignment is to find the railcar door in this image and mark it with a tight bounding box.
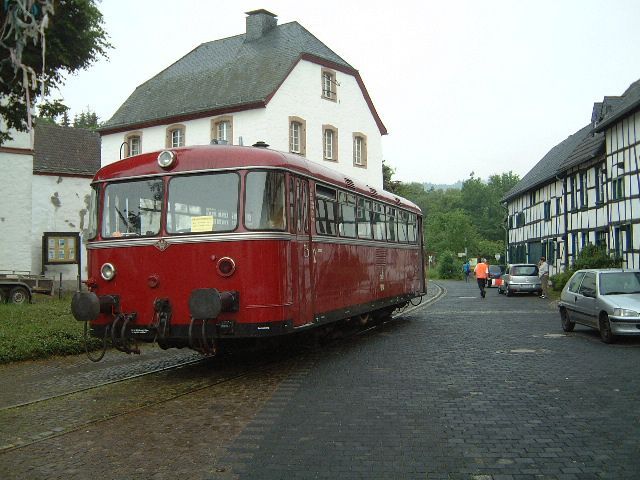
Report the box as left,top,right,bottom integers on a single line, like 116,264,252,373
291,177,314,326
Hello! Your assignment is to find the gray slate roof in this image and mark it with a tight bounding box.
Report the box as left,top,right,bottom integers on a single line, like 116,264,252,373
34,123,101,176
503,124,595,201
101,21,353,131
595,79,640,132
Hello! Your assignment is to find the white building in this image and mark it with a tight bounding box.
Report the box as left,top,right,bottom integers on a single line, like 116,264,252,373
0,122,100,283
99,10,387,189
504,79,640,273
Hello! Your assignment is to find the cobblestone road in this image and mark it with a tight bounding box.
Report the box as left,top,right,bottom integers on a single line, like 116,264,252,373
1,280,639,479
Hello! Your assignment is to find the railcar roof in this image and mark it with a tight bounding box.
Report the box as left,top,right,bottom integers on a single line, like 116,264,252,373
93,145,421,214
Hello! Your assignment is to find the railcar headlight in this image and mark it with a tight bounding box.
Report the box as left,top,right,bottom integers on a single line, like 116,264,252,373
612,308,639,317
157,150,176,169
100,263,116,281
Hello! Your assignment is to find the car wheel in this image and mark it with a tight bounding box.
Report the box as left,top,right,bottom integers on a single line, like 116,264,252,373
599,313,615,344
9,286,30,305
560,308,575,332
506,288,513,297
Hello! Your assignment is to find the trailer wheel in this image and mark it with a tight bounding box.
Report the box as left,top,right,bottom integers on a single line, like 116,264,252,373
9,286,30,305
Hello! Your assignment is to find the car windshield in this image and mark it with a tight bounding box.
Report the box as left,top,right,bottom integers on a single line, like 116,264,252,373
511,265,538,276
599,272,640,295
489,265,503,274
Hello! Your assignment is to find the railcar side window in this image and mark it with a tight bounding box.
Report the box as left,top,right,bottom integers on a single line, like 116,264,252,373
386,207,398,242
408,214,418,244
338,192,356,238
398,211,409,243
102,179,163,238
315,184,337,236
357,198,373,239
245,171,286,230
167,173,239,234
372,202,386,241
87,185,99,240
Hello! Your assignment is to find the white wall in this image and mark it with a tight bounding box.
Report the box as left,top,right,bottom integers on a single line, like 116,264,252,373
31,175,93,281
101,59,384,188
0,151,33,272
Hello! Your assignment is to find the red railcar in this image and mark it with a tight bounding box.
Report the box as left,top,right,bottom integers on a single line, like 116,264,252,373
72,144,425,356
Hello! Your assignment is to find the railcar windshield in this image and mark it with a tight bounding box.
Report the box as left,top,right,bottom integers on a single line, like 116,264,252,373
102,179,163,238
167,173,239,233
87,185,99,240
245,171,286,230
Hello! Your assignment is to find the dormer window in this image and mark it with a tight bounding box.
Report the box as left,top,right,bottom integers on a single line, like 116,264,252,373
322,69,337,101
166,125,185,148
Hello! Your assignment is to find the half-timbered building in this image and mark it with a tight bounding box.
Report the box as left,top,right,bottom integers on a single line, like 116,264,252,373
504,79,640,273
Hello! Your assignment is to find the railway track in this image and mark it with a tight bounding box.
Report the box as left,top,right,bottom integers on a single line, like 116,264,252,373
0,285,444,455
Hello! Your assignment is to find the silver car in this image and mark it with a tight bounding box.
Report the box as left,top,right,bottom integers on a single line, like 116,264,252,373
558,269,640,343
498,264,542,296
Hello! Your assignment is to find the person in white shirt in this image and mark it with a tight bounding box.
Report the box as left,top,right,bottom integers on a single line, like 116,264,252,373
538,256,549,298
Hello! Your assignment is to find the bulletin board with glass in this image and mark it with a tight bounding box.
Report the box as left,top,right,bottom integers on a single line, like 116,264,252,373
42,232,80,265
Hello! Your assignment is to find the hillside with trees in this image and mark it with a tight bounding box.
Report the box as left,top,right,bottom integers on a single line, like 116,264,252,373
383,163,519,277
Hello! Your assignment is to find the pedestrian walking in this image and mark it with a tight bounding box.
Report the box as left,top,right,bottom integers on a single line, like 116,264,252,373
538,256,549,298
463,261,471,282
474,257,489,299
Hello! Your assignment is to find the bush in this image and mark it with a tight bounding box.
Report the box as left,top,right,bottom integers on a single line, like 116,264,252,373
574,243,622,270
549,244,622,292
437,251,463,279
550,270,573,292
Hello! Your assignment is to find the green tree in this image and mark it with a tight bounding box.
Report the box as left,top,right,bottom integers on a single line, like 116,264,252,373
437,251,463,279
0,0,111,144
60,110,70,127
73,107,99,130
426,209,479,257
382,160,400,193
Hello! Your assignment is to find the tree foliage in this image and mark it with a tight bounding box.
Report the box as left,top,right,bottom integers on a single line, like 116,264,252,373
385,164,520,263
73,107,99,130
0,0,111,144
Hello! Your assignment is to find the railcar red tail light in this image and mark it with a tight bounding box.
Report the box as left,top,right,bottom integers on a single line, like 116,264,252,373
216,257,236,277
147,275,160,288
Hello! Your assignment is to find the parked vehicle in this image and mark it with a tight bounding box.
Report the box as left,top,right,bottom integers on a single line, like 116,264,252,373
498,264,541,296
0,271,54,304
486,264,506,288
558,269,640,343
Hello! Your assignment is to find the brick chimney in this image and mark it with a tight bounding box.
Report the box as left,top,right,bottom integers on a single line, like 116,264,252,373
245,9,277,41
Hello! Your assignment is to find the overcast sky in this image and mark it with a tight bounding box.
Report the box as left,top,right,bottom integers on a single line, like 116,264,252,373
57,0,640,185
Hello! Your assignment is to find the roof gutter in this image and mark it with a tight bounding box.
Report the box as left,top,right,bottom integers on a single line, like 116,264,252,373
98,101,266,136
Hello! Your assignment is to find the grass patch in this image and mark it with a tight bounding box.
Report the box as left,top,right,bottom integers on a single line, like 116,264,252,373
0,294,102,364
